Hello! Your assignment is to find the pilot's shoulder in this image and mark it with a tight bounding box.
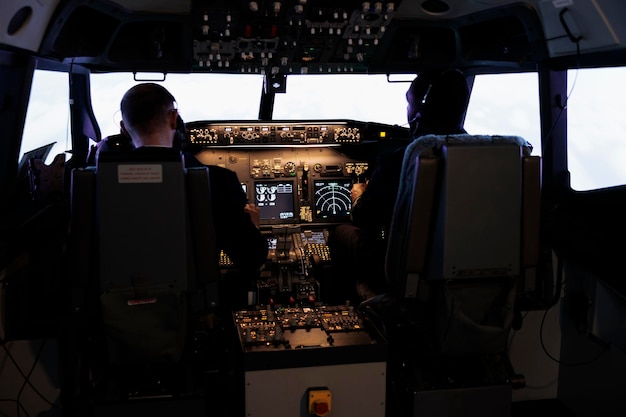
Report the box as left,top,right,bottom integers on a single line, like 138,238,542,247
202,163,242,187
205,163,237,177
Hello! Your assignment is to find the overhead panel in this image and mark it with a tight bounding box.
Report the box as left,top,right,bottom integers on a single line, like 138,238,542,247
190,1,405,75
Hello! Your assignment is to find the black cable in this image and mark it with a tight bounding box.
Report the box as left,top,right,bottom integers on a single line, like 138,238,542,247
538,300,607,367
0,340,60,411
17,339,48,417
0,398,30,417
547,254,565,309
558,8,583,44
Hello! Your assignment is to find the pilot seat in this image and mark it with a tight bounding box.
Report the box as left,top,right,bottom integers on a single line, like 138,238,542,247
365,133,541,417
67,147,223,415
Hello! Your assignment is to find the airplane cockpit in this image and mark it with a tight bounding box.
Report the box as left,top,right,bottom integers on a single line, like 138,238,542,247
2,1,626,416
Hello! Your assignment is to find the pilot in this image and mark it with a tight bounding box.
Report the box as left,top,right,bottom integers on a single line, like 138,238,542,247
87,113,186,166
119,83,268,293
329,68,470,302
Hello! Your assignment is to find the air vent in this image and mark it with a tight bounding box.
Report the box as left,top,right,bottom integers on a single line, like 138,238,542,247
7,6,32,36
421,0,451,15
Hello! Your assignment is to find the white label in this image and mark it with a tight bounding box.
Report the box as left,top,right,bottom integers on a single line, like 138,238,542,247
552,0,574,8
118,164,163,183
127,298,158,306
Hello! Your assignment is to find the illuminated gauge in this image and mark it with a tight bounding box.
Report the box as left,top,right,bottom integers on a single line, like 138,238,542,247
284,161,296,175
314,180,352,218
313,163,323,173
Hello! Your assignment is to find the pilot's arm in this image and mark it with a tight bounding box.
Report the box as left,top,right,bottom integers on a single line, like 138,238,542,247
350,148,405,235
244,203,261,229
209,166,268,272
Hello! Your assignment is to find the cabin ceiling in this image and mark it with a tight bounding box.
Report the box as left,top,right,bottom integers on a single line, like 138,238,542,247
107,0,192,14
1,0,625,74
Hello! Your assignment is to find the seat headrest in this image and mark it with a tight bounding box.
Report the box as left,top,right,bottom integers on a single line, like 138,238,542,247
405,134,533,163
97,147,183,164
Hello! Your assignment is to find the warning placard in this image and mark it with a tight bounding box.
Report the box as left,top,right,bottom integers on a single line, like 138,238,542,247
118,164,163,183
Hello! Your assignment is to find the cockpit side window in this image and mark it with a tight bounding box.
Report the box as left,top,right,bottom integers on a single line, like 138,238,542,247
566,67,626,191
20,70,70,164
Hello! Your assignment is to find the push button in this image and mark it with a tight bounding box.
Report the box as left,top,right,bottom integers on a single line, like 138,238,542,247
307,387,331,416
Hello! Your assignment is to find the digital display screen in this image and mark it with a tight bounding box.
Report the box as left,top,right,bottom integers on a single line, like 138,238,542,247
254,179,296,223
313,178,352,220
300,230,326,245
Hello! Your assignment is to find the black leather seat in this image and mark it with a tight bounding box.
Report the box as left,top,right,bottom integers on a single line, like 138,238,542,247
68,147,220,409
371,133,540,417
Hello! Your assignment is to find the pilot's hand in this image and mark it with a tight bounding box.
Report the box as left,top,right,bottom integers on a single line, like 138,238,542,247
245,203,261,228
351,182,367,204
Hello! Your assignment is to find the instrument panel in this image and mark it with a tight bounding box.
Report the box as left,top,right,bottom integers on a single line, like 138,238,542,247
186,119,394,146
190,120,407,226
196,146,361,224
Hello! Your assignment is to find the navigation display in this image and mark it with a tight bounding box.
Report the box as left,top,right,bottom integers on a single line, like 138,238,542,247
313,178,352,220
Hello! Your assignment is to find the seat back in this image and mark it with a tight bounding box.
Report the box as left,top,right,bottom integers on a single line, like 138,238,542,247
386,134,540,354
70,148,219,365
97,150,190,292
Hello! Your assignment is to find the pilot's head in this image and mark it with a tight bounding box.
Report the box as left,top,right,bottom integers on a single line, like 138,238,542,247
172,113,187,150
406,69,440,134
415,68,470,136
120,83,179,148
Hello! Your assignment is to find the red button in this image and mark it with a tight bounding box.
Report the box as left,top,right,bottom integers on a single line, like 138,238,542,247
314,402,328,415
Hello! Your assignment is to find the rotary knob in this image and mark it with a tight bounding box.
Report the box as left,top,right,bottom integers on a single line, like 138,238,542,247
284,161,296,175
